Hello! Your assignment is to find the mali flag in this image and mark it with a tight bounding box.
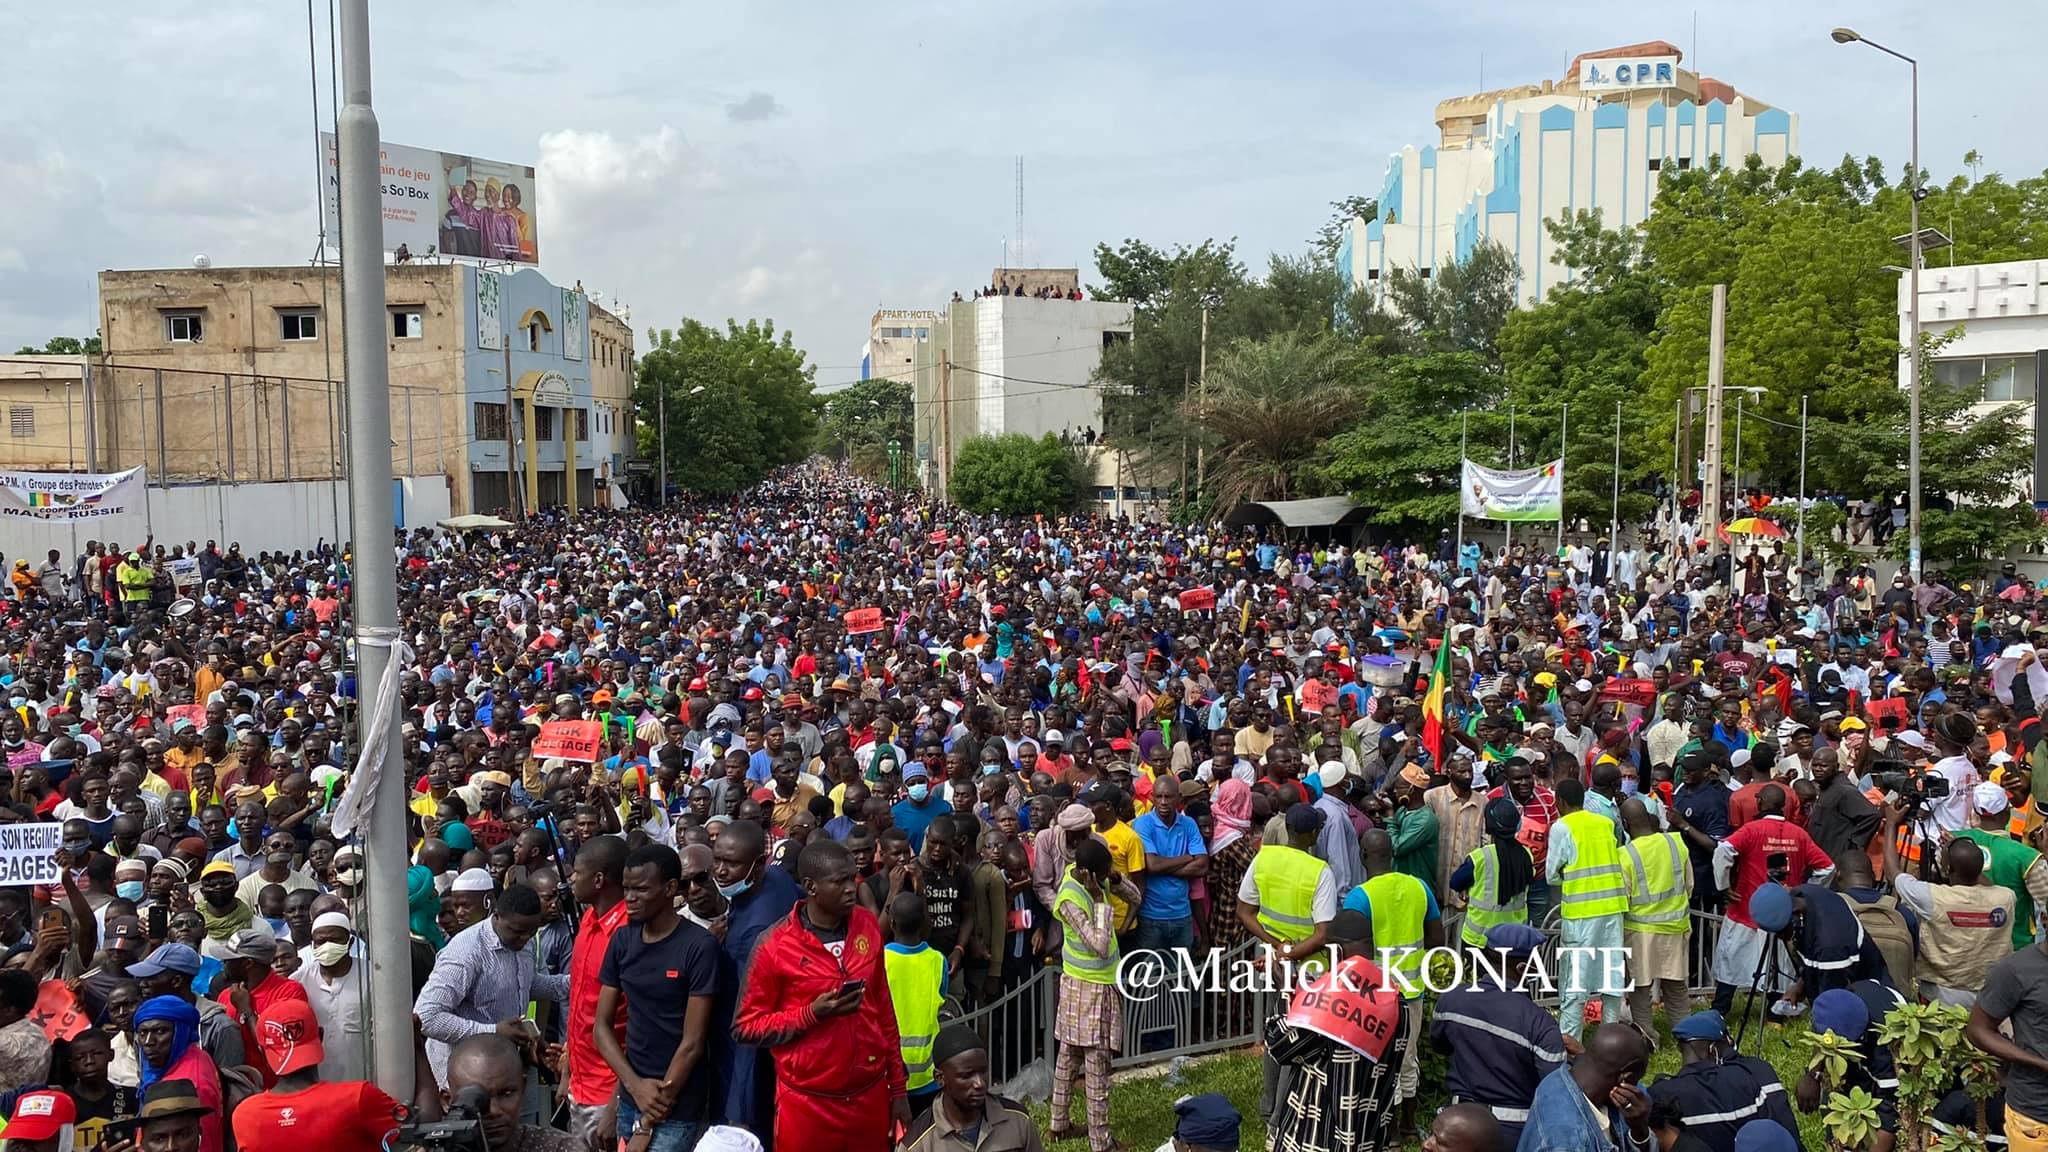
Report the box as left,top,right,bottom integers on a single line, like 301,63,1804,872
1420,632,1454,769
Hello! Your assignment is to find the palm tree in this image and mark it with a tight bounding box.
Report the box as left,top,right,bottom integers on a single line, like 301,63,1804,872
1188,331,1361,508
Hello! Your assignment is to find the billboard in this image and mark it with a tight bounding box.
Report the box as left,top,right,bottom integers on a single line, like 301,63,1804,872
0,468,146,523
321,133,538,264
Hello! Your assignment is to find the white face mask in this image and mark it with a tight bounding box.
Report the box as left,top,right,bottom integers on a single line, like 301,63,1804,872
312,940,351,967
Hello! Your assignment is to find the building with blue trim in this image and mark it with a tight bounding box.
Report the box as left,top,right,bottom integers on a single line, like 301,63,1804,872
1343,40,1797,306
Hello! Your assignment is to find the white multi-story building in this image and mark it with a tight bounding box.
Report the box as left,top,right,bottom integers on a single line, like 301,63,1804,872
857,309,939,389
910,269,1133,499
1342,40,1797,305
1900,259,2048,503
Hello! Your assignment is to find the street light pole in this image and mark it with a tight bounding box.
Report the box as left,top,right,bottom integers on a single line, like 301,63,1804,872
1835,26,1922,579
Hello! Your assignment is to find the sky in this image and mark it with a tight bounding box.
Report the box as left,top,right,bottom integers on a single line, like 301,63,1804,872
2,0,2043,389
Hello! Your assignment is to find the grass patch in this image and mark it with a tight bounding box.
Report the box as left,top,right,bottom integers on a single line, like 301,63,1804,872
1027,997,1829,1151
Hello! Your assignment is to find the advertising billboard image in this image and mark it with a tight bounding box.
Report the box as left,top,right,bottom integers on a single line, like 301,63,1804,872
321,133,539,264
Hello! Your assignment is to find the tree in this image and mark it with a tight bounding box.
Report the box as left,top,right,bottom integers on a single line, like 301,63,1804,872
947,433,1079,515
1310,194,1378,264
819,377,912,473
16,335,100,356
1327,352,1504,530
1187,332,1360,508
634,318,819,496
1380,240,1519,367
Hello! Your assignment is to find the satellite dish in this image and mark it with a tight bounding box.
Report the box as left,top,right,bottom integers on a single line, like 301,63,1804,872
192,254,212,269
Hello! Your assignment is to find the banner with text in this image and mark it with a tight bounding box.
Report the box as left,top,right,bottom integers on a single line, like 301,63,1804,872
0,468,145,523
0,823,62,886
1460,459,1563,522
534,720,603,762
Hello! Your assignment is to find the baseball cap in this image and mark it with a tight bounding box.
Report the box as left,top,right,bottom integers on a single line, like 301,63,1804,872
1749,882,1795,933
127,942,202,979
1173,1092,1242,1150
256,999,325,1076
6,1090,76,1141
105,916,147,950
1894,729,1929,750
1974,781,2011,815
1484,923,1545,957
1810,988,1870,1040
1042,729,1065,745
1837,716,1868,733
1284,802,1325,835
1671,1010,1730,1042
208,927,278,963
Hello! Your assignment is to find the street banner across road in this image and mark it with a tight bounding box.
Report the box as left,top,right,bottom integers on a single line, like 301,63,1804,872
0,468,144,523
1461,459,1563,522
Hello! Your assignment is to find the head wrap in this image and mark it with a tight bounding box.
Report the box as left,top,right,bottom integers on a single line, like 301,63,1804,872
406,864,446,948
134,995,202,1093
1055,803,1095,832
1210,779,1253,853
1483,796,1533,904
439,822,476,852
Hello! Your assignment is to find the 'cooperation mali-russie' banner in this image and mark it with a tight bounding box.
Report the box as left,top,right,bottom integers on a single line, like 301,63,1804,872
0,468,145,522
1460,459,1562,522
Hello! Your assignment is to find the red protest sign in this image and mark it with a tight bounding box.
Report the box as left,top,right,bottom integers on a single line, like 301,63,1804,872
1285,956,1400,1061
846,607,885,635
1179,587,1217,613
30,979,87,1043
1864,697,1909,732
533,720,604,763
928,531,949,545
166,704,207,729
1598,679,1659,708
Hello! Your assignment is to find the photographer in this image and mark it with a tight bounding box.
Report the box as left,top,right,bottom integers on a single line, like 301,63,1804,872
441,1033,581,1152
1883,803,2015,1007
1710,783,1835,1015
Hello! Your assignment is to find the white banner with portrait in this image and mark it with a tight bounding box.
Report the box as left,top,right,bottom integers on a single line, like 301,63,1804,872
1460,459,1563,522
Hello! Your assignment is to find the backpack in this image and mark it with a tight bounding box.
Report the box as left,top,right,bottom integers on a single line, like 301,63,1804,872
1852,891,1916,992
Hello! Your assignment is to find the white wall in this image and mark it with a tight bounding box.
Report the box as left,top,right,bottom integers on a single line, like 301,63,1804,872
0,475,453,558
991,298,1133,440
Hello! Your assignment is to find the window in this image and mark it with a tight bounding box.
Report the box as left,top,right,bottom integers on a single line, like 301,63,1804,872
1366,268,1380,281
1647,157,1663,172
280,311,318,341
164,312,204,343
535,406,556,441
1677,156,1693,171
391,310,423,339
1102,331,1131,349
528,322,543,352
575,408,589,441
1934,355,2038,403
8,407,32,438
474,402,507,440
1419,267,1434,280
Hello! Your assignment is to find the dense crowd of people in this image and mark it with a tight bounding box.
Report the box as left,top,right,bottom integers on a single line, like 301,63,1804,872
0,462,2043,1152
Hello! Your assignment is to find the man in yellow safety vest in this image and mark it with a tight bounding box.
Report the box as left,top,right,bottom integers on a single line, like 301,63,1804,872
1344,827,1441,1131
1548,778,1630,1043
1620,796,1693,1043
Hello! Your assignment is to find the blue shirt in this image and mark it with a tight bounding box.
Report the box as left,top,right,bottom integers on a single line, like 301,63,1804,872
1131,810,1206,921
892,794,947,852
1341,879,1442,924
1432,981,1565,1116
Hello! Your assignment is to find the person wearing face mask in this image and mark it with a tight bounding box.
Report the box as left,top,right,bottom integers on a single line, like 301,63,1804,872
892,761,947,852
290,911,368,1081
707,818,799,1134
194,861,254,940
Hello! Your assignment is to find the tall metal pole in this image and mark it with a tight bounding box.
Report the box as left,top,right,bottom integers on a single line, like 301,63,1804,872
1702,283,1728,544
1671,397,1682,536
1455,412,1467,572
1195,305,1209,498
335,0,413,1102
1733,393,1745,496
1797,394,1810,579
1906,56,1923,580
656,372,667,507
1505,405,1516,555
1557,402,1568,552
1611,401,1622,545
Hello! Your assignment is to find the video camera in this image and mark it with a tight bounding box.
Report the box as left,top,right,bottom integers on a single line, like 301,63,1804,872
396,1084,491,1152
1871,758,1950,813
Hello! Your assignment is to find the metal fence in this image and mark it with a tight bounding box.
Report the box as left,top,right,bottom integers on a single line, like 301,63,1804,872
950,907,1732,1092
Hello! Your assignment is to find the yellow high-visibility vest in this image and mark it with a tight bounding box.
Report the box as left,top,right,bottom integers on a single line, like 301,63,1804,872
1556,809,1627,920
1461,842,1528,947
884,944,946,1092
1250,844,1327,945
1622,831,1691,935
1052,867,1118,985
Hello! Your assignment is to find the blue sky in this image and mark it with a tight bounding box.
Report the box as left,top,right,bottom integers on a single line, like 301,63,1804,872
0,0,2039,384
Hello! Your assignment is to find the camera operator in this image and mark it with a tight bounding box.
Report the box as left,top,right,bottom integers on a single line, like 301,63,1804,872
1746,880,1894,1009
1710,783,1835,1015
1910,714,1985,865
1882,803,2015,1008
443,1033,582,1152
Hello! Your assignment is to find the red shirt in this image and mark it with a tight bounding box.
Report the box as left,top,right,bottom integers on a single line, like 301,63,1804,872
734,902,906,1101
1488,785,1559,866
566,899,631,1106
220,972,310,1086
1722,816,1833,927
1728,781,1803,831
231,1080,403,1152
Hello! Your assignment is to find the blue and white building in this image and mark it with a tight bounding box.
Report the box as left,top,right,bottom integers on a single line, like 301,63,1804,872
1341,41,1798,305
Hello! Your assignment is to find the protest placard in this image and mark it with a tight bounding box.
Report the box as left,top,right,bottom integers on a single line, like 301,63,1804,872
0,823,63,886
533,720,604,762
846,607,885,635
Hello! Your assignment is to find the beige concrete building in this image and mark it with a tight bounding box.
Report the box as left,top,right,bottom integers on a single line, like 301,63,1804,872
587,302,637,497
859,309,938,388
0,356,90,473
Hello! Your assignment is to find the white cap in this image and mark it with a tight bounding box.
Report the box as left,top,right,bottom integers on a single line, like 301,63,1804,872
1042,729,1065,745
451,867,496,893
1974,781,2012,815
1317,762,1347,790
312,911,354,934
1730,748,1752,770
697,1127,765,1152
1894,730,1930,750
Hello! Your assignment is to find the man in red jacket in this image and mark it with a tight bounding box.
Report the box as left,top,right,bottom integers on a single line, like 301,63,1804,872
735,838,910,1151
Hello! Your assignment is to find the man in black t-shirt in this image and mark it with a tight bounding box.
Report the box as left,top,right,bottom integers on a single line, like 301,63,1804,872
594,844,720,1147
64,1030,139,1149
917,815,976,987
1969,939,2048,1145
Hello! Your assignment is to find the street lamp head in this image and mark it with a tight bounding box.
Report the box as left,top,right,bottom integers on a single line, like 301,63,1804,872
1830,27,1860,44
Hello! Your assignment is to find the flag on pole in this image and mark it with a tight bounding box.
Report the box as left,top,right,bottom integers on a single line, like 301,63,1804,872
1420,633,1454,769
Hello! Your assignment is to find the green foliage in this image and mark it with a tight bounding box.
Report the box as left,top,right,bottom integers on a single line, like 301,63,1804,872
1327,352,1502,529
1879,1000,1973,1152
1820,1086,1884,1152
1188,332,1360,508
1381,240,1519,367
634,318,818,496
819,377,913,466
15,334,100,356
1311,194,1378,264
948,434,1079,516
1794,1027,1862,1094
